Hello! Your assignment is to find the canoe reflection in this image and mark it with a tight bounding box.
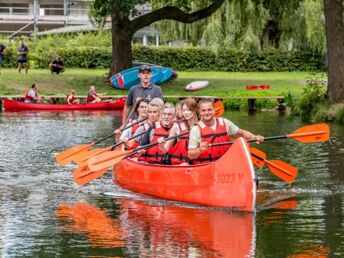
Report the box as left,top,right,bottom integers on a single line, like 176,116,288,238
56,202,124,248
119,199,256,258
57,200,256,257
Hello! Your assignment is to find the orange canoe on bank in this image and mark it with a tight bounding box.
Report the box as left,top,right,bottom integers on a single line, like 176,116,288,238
113,138,257,212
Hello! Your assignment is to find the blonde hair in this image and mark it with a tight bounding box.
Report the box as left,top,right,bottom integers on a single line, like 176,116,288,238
149,98,164,109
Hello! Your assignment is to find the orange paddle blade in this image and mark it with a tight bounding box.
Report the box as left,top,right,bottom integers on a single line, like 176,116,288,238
73,147,111,165
250,147,266,168
288,123,330,143
56,143,94,165
266,160,298,183
88,150,133,172
73,165,109,185
214,100,225,117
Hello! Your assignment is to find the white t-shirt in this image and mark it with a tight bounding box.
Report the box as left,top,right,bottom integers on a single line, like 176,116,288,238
188,118,239,150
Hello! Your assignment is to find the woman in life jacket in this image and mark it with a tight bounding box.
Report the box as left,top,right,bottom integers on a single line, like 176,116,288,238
66,90,80,104
123,103,161,160
158,98,198,165
114,98,149,150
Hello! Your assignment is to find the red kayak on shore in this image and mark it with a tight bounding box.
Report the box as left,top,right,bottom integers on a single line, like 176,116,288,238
3,98,126,111
113,138,257,212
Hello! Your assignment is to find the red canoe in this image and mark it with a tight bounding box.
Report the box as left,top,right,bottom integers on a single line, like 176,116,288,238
3,98,126,111
113,138,257,212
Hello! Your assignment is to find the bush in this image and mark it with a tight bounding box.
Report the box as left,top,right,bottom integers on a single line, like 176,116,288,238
293,73,327,120
0,34,325,71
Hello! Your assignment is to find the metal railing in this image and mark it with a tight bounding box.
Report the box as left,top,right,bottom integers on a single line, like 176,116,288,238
0,7,88,16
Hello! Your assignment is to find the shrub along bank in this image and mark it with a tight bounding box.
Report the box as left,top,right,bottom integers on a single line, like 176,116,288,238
1,37,324,71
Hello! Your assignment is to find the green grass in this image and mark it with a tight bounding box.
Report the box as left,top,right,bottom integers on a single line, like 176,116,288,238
0,68,323,100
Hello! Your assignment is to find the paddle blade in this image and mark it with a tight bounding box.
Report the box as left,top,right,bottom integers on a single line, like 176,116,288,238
88,150,133,172
214,100,225,117
266,160,298,183
250,147,266,168
72,147,109,165
56,143,94,165
288,123,330,143
73,165,109,185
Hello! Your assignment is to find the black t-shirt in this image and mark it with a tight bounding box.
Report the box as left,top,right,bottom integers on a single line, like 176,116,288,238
18,45,28,59
0,44,6,57
52,59,63,66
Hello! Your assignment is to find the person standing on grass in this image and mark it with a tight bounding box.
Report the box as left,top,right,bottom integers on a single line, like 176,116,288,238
18,39,28,76
121,65,163,126
0,43,7,75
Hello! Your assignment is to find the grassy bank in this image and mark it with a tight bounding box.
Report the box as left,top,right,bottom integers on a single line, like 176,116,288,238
0,68,320,108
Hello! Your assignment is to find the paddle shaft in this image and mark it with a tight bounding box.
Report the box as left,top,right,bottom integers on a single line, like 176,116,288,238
111,131,145,150
125,131,189,159
93,117,147,145
208,130,328,147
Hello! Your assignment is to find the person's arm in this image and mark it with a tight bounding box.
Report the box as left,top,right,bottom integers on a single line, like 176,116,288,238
236,129,264,143
188,126,205,160
125,125,143,149
66,95,72,104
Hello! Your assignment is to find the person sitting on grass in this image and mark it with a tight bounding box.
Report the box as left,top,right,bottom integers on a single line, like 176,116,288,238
24,83,42,104
49,56,64,75
66,90,80,104
86,85,101,103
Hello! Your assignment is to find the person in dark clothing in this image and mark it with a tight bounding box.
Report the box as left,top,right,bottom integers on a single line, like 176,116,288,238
18,39,28,76
0,43,6,74
49,56,65,74
121,65,164,126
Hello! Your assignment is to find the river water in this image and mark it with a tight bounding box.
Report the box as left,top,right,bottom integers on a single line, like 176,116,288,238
0,110,343,257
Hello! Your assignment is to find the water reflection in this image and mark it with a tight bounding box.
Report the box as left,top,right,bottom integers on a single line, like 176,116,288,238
57,199,256,257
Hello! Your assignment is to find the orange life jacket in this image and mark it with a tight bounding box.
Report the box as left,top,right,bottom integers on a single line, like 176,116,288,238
139,122,171,164
168,121,190,165
194,118,231,164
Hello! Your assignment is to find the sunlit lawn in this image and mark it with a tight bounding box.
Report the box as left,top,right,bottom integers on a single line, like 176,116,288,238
0,68,324,98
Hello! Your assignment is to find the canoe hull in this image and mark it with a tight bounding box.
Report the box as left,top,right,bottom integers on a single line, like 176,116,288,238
113,138,257,212
3,98,126,111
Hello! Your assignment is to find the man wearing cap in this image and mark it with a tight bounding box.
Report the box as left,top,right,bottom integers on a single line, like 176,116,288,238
121,65,164,125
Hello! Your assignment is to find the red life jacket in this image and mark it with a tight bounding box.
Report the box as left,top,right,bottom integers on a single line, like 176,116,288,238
127,120,146,150
194,118,231,164
168,122,190,165
140,122,171,163
86,91,98,103
66,94,76,104
24,89,36,101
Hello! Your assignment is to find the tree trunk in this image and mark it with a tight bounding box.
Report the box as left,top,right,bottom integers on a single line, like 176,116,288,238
108,7,133,79
324,0,344,102
260,19,281,49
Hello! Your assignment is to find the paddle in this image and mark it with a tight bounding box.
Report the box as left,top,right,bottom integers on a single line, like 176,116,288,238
88,131,189,172
72,131,145,166
208,123,330,148
214,100,225,117
250,147,298,183
55,117,147,165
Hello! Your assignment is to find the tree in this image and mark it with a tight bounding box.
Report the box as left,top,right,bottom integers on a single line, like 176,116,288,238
323,0,344,102
90,0,225,78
